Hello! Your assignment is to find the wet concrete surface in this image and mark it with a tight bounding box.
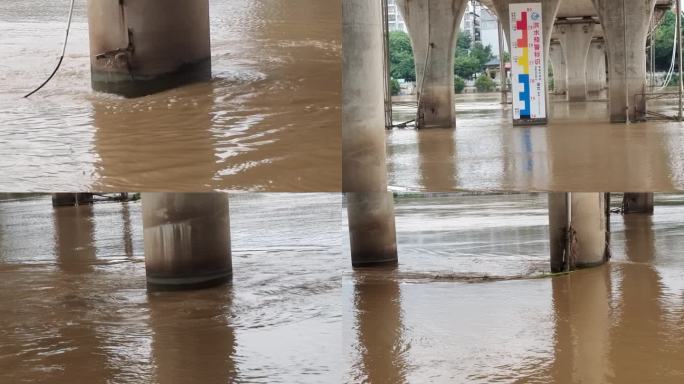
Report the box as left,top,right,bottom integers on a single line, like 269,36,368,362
343,193,684,383
0,0,340,191
0,193,343,383
387,93,684,192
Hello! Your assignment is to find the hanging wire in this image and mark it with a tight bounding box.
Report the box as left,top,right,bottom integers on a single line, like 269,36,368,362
24,0,76,98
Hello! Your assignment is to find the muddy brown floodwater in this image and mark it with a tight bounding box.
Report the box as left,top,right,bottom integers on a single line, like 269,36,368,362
0,193,343,383
0,0,340,192
343,193,684,383
388,93,684,192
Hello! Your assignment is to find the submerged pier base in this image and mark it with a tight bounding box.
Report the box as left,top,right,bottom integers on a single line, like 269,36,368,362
52,193,94,207
622,193,654,214
549,193,609,273
592,0,655,122
142,193,231,290
87,0,211,97
347,192,398,268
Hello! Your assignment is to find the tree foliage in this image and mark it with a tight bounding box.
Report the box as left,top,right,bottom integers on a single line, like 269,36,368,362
454,76,466,94
454,32,493,79
454,55,481,79
388,30,498,86
389,31,416,81
475,74,496,92
390,78,401,96
653,10,677,71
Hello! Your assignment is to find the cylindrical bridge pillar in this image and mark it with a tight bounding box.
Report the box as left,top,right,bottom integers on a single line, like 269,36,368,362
52,193,94,207
142,193,231,290
622,193,654,214
87,0,211,97
347,192,398,267
549,193,609,272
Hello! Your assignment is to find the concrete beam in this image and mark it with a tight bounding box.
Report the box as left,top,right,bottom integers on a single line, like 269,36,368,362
592,0,656,122
347,192,398,268
549,193,609,272
87,0,211,97
142,193,232,290
557,22,595,101
396,0,468,128
342,0,389,192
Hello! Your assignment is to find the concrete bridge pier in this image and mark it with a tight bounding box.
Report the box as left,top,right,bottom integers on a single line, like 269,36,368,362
549,193,609,273
622,193,654,214
549,42,567,95
52,193,94,207
142,193,232,290
396,0,468,128
87,0,211,97
592,0,655,122
557,22,595,101
347,192,398,268
586,40,607,93
342,0,389,191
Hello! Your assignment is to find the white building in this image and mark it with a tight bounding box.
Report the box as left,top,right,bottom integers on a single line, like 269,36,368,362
461,2,506,55
387,0,407,33
387,0,507,57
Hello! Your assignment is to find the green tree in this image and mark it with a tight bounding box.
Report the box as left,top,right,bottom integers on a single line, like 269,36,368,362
390,78,401,96
475,74,495,92
454,76,466,94
470,42,494,67
454,55,480,79
456,31,472,56
389,31,416,81
654,10,677,71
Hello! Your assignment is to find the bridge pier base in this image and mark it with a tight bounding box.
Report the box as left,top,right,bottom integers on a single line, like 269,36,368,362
549,42,567,95
396,0,467,128
592,0,655,122
347,192,398,268
622,193,654,214
142,193,232,290
87,0,211,97
557,22,595,101
52,193,94,207
586,40,607,93
549,193,608,273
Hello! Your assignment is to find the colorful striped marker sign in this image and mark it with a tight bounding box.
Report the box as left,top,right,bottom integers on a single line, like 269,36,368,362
509,3,547,125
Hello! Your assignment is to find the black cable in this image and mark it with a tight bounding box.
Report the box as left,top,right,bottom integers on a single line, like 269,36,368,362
24,0,75,98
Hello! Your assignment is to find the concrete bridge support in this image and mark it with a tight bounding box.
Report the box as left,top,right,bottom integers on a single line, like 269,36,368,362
557,22,595,101
549,42,566,95
622,193,654,214
142,193,231,290
396,0,468,128
52,193,94,207
87,0,211,97
342,0,389,192
592,0,655,122
586,40,607,93
549,193,608,273
347,192,398,267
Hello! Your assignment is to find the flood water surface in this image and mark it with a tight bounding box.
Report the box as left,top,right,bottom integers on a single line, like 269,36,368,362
344,193,684,383
0,193,343,383
388,94,684,192
0,0,340,191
